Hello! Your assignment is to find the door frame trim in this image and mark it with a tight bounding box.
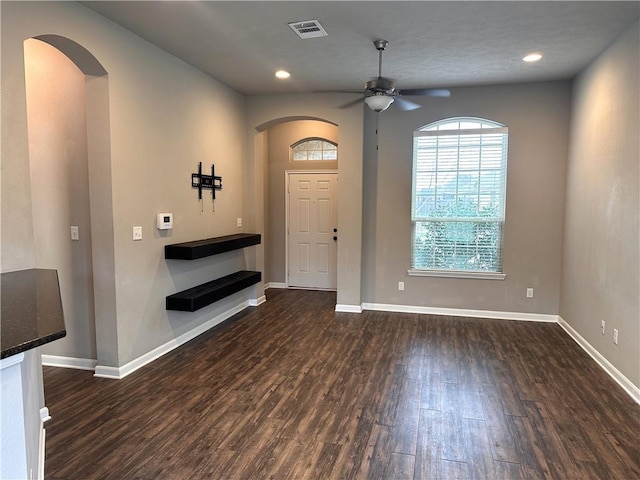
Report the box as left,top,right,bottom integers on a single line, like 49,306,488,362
285,169,338,289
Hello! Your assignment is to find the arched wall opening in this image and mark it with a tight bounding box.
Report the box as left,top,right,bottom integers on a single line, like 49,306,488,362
261,119,339,286
23,35,118,368
246,96,365,308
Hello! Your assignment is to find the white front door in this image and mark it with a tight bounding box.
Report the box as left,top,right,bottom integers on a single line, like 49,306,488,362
288,172,338,290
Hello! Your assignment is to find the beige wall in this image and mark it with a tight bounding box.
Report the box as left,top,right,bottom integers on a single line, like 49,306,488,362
266,120,338,284
2,1,251,367
561,22,639,388
364,82,571,314
25,38,97,359
1,5,36,271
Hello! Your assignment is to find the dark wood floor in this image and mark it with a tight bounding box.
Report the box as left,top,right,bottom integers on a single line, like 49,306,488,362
44,289,640,480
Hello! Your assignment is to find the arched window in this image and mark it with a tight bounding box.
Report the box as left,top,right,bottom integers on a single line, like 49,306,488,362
410,117,508,277
291,138,337,161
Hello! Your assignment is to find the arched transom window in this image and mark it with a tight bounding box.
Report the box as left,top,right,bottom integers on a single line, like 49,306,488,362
291,138,337,161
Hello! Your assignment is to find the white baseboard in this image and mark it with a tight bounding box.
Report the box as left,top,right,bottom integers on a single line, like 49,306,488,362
39,407,50,424
361,302,558,322
335,304,363,313
94,299,252,380
249,295,266,307
265,282,286,289
38,407,49,480
93,365,120,379
41,355,97,371
558,316,640,405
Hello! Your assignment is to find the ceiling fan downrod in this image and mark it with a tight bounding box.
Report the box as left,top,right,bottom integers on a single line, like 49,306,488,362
374,39,389,78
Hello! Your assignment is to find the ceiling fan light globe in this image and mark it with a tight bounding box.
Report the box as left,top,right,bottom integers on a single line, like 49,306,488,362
364,94,394,112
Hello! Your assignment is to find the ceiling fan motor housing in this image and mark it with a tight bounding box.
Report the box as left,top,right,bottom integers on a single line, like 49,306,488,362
365,77,396,95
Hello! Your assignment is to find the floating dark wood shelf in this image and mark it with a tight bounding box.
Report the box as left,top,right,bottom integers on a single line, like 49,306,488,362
165,233,261,260
166,270,261,312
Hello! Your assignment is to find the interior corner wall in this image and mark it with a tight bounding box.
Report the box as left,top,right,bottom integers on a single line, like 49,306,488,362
364,81,572,314
560,21,640,388
2,1,250,368
361,110,380,302
1,3,36,272
266,120,338,284
247,130,268,294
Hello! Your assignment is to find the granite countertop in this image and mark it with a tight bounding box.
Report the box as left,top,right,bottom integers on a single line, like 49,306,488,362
1,269,66,359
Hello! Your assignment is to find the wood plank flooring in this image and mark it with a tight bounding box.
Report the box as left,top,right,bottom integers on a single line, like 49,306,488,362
44,289,640,479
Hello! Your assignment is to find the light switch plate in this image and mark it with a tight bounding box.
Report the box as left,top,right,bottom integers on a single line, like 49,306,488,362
71,226,79,241
133,226,142,241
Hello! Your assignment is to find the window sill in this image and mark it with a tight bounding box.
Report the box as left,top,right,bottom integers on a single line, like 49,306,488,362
407,269,506,280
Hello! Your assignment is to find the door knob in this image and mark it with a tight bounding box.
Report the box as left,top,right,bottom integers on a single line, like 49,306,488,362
333,228,337,233
333,236,337,241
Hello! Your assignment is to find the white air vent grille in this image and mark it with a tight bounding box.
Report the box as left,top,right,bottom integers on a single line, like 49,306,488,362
288,20,328,39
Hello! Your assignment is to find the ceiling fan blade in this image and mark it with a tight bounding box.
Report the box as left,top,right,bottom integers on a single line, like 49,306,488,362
397,88,451,97
313,89,363,94
337,97,365,109
309,89,364,95
394,96,421,111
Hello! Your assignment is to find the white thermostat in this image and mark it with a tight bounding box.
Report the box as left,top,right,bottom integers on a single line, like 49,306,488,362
156,213,173,230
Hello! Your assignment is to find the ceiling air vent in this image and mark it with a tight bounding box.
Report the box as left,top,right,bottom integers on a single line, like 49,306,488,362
288,20,328,39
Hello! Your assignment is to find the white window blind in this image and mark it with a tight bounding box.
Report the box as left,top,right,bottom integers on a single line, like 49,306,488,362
291,138,337,161
411,118,508,273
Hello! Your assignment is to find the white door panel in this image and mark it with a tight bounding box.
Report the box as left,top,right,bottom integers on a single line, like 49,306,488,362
317,244,330,274
288,172,338,289
298,198,311,232
298,243,310,272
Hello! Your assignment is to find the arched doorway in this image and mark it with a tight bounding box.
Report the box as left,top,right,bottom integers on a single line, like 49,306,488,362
255,117,339,290
23,35,116,370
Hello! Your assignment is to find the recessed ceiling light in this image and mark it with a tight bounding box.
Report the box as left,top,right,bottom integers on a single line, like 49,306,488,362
275,70,290,79
522,52,543,63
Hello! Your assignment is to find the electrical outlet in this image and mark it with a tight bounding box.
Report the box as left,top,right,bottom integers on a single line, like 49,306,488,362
613,328,618,345
71,226,79,241
237,217,243,228
398,281,405,291
526,288,534,298
133,226,142,241
601,320,605,335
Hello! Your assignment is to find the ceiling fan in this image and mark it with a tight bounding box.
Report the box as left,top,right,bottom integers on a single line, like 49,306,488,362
343,39,451,112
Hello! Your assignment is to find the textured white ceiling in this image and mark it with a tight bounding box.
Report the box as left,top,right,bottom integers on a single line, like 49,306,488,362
81,1,639,95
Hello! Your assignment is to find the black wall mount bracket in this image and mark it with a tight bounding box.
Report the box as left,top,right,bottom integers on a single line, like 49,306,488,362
191,162,222,200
